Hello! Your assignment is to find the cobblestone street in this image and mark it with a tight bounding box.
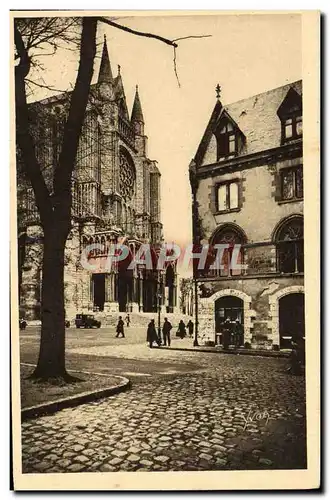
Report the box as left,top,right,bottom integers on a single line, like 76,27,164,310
21,346,306,473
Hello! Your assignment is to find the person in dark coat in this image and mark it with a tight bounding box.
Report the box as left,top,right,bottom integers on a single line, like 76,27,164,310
162,318,172,347
115,316,125,338
147,319,158,348
187,319,194,338
176,320,186,339
233,320,243,348
125,314,131,327
222,318,231,350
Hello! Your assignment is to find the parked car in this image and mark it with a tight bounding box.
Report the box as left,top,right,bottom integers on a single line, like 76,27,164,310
75,314,101,329
19,319,27,330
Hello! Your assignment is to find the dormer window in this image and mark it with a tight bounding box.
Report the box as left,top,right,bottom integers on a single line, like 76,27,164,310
215,121,237,159
283,114,302,141
277,87,303,144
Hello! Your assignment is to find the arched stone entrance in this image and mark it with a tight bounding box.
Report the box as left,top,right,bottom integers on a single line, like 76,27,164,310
215,295,244,346
268,285,304,347
199,289,254,344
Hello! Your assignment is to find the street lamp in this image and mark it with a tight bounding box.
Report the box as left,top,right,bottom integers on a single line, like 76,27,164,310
157,272,163,343
193,276,199,347
189,159,199,348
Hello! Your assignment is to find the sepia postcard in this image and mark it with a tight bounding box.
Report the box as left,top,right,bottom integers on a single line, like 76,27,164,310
10,10,320,491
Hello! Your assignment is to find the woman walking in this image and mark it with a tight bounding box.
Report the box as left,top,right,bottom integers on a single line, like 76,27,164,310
146,319,158,348
176,320,187,339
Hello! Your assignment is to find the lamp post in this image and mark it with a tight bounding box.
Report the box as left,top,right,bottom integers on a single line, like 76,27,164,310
157,272,163,343
193,276,199,347
191,172,199,348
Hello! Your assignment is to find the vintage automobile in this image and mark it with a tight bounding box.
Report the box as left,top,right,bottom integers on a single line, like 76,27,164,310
75,314,101,329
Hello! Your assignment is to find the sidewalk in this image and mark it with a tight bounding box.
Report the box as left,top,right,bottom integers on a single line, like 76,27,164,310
159,336,290,358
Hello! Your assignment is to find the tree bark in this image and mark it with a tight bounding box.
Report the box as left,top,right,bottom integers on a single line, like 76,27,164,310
33,224,68,379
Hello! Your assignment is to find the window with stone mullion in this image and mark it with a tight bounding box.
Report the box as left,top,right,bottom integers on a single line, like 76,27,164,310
276,218,304,273
281,166,303,200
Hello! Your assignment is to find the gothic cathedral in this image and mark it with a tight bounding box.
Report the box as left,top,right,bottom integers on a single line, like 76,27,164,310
17,37,177,322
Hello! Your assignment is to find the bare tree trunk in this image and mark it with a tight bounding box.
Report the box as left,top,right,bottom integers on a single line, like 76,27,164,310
15,17,97,380
33,224,68,379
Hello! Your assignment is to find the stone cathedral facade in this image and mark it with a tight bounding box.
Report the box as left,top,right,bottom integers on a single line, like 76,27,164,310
190,81,304,350
17,37,177,321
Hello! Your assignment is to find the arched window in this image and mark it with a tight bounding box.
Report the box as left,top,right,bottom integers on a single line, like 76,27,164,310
119,147,136,202
275,216,304,273
211,225,246,277
127,206,132,234
122,203,127,229
116,200,122,226
95,236,100,256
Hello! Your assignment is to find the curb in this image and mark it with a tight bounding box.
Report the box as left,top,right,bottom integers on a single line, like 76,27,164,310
158,346,289,358
21,374,131,421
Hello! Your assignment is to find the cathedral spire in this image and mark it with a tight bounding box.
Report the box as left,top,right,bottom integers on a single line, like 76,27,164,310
131,85,145,124
98,35,113,84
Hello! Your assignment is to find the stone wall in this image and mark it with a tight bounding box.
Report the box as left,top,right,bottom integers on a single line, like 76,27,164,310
197,159,303,245
197,275,304,349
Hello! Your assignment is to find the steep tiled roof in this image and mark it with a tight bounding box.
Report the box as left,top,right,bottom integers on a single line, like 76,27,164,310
224,80,302,155
194,80,302,165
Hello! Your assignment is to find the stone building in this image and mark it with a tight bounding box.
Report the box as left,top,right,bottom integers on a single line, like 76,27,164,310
189,81,303,349
17,37,177,321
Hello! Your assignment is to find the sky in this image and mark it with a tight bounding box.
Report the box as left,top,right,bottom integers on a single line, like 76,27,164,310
27,13,302,251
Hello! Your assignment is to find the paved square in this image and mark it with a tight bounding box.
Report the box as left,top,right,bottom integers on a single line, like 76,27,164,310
20,328,306,473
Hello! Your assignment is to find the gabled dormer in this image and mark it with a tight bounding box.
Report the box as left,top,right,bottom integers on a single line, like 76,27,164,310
193,86,246,167
277,87,302,144
214,110,245,161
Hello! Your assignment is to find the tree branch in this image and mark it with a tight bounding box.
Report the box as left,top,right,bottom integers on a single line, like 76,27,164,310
14,23,53,227
172,35,212,42
97,16,178,48
173,47,181,88
25,77,67,94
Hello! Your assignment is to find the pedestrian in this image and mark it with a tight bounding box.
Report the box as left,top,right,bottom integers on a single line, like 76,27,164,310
222,318,231,350
233,320,243,348
288,334,305,375
147,319,158,348
115,316,125,338
162,317,172,347
125,314,131,327
176,319,186,339
187,319,194,338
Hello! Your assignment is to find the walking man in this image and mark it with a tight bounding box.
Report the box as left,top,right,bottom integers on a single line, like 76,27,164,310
125,314,131,327
162,317,172,347
115,316,125,338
